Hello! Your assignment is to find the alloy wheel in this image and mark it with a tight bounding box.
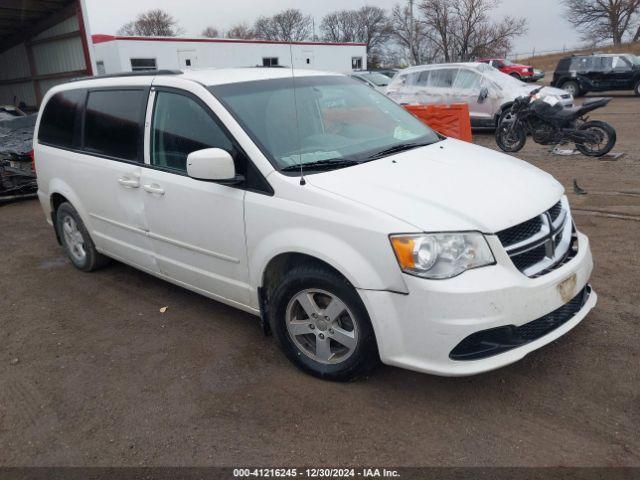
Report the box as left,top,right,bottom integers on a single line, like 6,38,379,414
61,215,87,264
285,289,358,365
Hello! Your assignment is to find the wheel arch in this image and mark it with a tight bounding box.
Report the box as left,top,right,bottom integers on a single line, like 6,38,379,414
47,179,93,244
252,228,408,298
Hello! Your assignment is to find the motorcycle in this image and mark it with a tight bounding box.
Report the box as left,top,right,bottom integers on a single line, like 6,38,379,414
495,87,616,157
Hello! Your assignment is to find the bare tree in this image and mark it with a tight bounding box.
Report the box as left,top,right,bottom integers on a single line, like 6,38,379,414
320,6,391,66
226,22,255,40
201,26,219,38
390,3,435,65
117,9,183,37
254,9,313,41
563,0,640,45
417,0,526,61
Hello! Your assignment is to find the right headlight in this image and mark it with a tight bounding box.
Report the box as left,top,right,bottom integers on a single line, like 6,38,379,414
390,232,495,279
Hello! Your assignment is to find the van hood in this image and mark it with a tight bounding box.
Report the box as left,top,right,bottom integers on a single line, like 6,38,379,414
307,138,564,233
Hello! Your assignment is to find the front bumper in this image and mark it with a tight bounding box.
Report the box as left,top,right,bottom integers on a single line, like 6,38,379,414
358,231,595,376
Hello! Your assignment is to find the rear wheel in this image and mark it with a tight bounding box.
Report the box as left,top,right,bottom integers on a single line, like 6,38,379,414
56,202,110,272
562,80,582,97
495,123,526,152
575,120,616,157
269,264,379,381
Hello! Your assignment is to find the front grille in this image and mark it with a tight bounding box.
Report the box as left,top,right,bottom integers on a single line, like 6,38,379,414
549,201,562,221
450,285,591,361
497,216,543,247
511,244,547,270
496,199,574,277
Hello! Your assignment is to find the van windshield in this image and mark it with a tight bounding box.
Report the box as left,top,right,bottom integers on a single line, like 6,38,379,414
209,76,439,171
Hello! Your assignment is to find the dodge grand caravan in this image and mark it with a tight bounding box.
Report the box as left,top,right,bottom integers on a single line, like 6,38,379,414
34,69,596,380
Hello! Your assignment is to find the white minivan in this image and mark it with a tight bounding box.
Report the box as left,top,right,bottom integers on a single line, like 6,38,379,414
34,68,596,380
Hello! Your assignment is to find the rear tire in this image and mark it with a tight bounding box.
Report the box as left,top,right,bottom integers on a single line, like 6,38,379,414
56,202,110,272
575,120,616,157
495,123,526,153
268,264,379,381
562,80,582,97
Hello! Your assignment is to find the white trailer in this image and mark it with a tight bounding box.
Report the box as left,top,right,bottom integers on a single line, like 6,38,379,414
92,35,368,75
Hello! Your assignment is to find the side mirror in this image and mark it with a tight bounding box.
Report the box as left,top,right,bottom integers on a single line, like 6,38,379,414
478,87,489,103
186,148,243,184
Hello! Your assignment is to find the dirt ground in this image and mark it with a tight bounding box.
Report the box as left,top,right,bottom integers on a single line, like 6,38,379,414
0,93,639,468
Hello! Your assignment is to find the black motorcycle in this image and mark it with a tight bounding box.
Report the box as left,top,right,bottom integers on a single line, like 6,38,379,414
495,87,616,157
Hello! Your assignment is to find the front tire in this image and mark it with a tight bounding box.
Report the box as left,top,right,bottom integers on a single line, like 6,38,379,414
56,202,110,272
575,120,616,157
268,264,379,381
495,123,526,152
634,80,640,97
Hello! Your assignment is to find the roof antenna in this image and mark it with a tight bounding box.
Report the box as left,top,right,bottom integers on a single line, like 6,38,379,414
288,42,306,186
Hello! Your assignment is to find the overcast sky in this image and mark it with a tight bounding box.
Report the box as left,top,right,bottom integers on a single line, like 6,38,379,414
84,0,582,56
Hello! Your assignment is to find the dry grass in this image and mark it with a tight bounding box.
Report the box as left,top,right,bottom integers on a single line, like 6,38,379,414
519,41,640,74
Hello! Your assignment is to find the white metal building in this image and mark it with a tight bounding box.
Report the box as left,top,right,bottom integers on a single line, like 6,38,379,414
92,35,368,75
0,0,95,109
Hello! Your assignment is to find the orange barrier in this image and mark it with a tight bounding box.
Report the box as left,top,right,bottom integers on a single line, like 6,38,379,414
404,104,473,143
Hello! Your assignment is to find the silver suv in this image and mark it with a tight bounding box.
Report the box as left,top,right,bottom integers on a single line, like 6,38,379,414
386,63,573,128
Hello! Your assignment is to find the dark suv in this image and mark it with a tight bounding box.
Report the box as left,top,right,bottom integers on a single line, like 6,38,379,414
551,53,640,97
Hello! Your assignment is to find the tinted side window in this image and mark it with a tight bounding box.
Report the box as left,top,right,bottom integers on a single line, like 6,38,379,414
570,57,589,72
39,90,84,148
84,90,145,161
151,91,234,173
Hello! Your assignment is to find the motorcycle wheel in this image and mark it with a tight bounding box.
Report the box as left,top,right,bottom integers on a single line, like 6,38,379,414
495,123,526,153
575,120,616,157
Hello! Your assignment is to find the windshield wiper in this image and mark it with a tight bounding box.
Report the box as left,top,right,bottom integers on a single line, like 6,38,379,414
280,159,360,172
363,141,435,162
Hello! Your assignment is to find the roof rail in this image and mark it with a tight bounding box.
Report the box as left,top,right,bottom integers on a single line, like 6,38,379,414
70,69,183,82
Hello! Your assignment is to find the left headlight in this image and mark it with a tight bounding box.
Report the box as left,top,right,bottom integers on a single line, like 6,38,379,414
390,232,495,279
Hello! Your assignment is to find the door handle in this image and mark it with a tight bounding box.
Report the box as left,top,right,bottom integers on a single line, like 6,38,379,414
117,177,140,188
142,183,165,195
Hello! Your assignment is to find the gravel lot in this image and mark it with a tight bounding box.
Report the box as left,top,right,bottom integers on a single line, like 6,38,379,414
0,93,638,467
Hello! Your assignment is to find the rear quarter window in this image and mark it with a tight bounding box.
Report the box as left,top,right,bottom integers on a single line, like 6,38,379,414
38,89,85,148
84,89,147,161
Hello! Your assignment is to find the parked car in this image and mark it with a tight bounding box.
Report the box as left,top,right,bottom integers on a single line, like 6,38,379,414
371,68,399,79
551,53,640,97
34,68,596,380
386,62,573,128
479,58,544,82
350,71,392,92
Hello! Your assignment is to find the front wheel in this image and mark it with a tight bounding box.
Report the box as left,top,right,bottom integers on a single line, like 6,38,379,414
634,80,640,97
495,122,526,152
575,120,616,157
269,264,379,381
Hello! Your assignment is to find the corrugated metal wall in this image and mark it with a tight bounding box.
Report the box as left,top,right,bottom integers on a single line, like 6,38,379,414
0,3,92,109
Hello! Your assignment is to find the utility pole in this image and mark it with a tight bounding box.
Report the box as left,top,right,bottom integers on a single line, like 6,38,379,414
408,0,415,65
